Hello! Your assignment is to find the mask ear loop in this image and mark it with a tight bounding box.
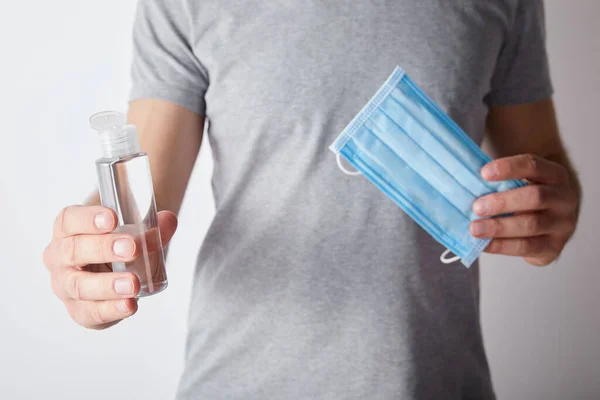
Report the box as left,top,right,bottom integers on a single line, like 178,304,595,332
440,249,461,264
336,153,361,176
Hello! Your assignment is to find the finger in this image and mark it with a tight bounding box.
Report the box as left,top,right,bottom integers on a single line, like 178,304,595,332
110,211,177,255
484,236,556,258
138,211,178,251
48,234,138,268
481,154,569,185
57,270,140,301
473,185,570,216
68,298,138,329
157,210,178,246
470,212,573,239
54,205,117,238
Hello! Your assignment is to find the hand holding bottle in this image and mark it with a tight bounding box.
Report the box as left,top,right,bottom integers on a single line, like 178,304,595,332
42,205,177,329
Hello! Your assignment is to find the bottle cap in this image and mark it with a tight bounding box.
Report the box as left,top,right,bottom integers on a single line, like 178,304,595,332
90,111,140,158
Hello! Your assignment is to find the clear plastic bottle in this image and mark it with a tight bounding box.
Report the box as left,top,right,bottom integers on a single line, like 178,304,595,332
90,111,168,297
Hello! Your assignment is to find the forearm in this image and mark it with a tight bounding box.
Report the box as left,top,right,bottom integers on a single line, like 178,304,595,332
127,99,204,214
485,98,582,219
85,100,204,214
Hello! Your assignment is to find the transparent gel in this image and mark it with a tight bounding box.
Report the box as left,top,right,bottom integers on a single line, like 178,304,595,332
91,111,168,297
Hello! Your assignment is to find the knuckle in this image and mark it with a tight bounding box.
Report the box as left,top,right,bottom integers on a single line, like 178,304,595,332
527,238,543,254
525,154,538,174
68,273,82,300
488,219,502,236
539,214,553,232
524,215,541,233
92,305,108,325
489,239,503,254
96,236,111,260
518,239,532,255
61,236,78,266
528,186,546,208
548,185,560,200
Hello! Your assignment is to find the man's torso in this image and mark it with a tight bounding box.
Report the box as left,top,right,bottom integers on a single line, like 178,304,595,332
168,1,517,398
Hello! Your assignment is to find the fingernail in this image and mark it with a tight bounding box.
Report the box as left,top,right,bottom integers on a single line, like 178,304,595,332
473,199,490,215
114,278,134,295
113,239,135,258
94,212,113,230
482,163,499,180
471,222,488,237
116,300,130,313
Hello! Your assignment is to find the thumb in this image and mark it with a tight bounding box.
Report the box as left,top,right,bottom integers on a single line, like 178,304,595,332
157,210,178,246
126,210,178,254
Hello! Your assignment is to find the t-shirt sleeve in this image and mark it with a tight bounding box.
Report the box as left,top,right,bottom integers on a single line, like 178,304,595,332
485,0,553,107
129,0,209,115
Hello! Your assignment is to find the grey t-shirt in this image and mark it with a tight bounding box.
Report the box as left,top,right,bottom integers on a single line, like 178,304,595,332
130,1,552,399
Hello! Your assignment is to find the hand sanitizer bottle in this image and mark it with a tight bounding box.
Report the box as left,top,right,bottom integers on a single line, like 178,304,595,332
90,111,168,297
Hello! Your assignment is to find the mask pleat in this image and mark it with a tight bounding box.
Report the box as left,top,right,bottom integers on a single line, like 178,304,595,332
384,93,492,198
348,126,474,253
341,140,462,252
366,112,476,221
398,79,525,194
396,80,490,174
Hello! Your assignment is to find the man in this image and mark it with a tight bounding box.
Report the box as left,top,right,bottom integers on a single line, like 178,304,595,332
43,0,580,398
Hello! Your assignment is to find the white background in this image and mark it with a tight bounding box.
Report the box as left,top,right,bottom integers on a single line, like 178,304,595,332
0,1,598,399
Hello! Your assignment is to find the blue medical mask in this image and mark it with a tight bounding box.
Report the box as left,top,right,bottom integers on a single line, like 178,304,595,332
330,67,525,267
